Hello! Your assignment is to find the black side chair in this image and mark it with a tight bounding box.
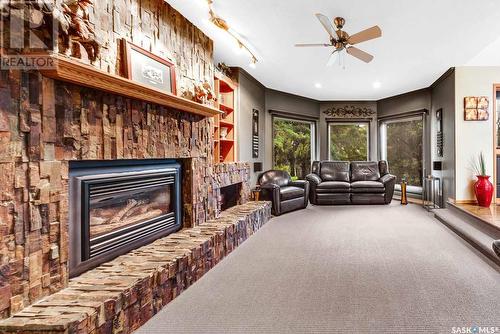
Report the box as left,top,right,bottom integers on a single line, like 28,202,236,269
257,170,309,216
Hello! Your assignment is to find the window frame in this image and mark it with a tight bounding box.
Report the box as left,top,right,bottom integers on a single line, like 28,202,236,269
378,114,425,192
327,120,371,161
271,115,318,175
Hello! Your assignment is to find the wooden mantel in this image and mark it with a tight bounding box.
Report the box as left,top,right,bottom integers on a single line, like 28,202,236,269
40,54,221,117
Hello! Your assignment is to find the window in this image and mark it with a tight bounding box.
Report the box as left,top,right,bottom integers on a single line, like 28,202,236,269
328,122,369,161
273,117,316,179
380,116,423,188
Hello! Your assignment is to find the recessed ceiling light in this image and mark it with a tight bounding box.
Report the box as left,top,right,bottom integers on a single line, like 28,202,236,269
315,83,322,89
373,81,381,89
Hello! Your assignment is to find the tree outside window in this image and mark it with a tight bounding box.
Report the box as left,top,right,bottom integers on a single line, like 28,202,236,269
328,122,369,161
273,118,315,180
384,119,423,187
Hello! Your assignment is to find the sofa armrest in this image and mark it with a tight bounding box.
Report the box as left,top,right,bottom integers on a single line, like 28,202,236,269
379,174,396,204
379,173,396,185
259,183,281,215
305,174,321,185
289,180,308,188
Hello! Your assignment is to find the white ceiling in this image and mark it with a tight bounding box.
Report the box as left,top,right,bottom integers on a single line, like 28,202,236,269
166,0,500,101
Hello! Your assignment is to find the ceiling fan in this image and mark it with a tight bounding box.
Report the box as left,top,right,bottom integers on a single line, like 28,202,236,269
295,14,382,66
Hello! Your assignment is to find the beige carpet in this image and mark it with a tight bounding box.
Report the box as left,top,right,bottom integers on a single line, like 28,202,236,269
137,203,500,334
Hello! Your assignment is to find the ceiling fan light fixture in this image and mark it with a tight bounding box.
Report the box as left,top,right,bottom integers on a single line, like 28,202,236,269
296,14,381,67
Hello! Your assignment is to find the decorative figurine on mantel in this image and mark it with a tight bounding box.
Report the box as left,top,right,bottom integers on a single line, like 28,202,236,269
193,80,216,105
400,177,408,205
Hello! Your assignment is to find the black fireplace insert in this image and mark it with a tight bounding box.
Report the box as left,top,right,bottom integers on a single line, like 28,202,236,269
69,160,182,277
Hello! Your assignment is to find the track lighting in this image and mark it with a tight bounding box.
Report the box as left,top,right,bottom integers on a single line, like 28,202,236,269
207,0,259,65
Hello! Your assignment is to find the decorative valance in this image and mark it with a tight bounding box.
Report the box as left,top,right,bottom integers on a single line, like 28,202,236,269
322,105,376,119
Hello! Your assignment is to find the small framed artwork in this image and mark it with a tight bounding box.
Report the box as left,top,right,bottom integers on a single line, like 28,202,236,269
436,108,443,157
477,96,489,110
464,108,478,121
122,39,177,95
252,109,259,158
464,97,477,109
464,96,489,121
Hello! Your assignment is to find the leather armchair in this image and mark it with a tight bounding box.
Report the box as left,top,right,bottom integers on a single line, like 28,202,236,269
258,170,310,216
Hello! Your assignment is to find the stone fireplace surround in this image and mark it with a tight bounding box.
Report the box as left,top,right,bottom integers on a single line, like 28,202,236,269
0,71,257,323
0,2,274,330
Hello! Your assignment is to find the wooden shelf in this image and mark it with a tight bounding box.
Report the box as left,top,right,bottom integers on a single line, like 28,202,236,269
213,71,237,163
219,103,234,113
219,120,234,127
215,72,236,93
40,55,222,118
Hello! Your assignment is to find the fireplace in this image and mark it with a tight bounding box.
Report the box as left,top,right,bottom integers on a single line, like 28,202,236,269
69,160,182,277
220,183,242,211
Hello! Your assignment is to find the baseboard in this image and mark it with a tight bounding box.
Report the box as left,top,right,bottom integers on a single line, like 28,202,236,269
453,199,478,204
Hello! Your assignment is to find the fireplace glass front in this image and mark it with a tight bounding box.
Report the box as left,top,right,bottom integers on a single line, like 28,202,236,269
69,160,181,277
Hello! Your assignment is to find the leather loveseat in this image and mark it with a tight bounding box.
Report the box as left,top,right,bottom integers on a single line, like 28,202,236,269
257,170,310,216
306,161,396,205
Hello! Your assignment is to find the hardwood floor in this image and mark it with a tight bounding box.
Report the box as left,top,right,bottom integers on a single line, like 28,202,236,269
453,202,500,231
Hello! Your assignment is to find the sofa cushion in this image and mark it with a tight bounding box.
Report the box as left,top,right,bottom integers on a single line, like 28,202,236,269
316,181,351,193
280,186,305,201
351,180,385,193
320,161,350,182
350,161,381,182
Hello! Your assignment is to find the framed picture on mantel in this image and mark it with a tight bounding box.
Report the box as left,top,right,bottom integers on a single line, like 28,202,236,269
122,39,177,95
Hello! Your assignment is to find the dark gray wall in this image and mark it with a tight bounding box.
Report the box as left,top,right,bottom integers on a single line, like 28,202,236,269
377,89,433,178
236,69,266,186
377,89,432,117
430,69,456,203
235,67,456,200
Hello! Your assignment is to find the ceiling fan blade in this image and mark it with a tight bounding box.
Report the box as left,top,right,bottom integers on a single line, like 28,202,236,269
347,46,374,63
327,50,339,66
295,43,330,47
348,25,382,45
315,13,337,40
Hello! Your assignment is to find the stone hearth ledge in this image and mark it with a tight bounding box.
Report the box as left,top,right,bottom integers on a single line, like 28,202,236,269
0,201,271,334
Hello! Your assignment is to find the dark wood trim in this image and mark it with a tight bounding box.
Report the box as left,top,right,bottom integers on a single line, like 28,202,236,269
325,117,373,123
377,109,429,122
269,109,319,121
493,84,500,201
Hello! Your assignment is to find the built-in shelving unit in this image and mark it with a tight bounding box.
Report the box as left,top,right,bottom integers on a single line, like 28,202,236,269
213,72,237,163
